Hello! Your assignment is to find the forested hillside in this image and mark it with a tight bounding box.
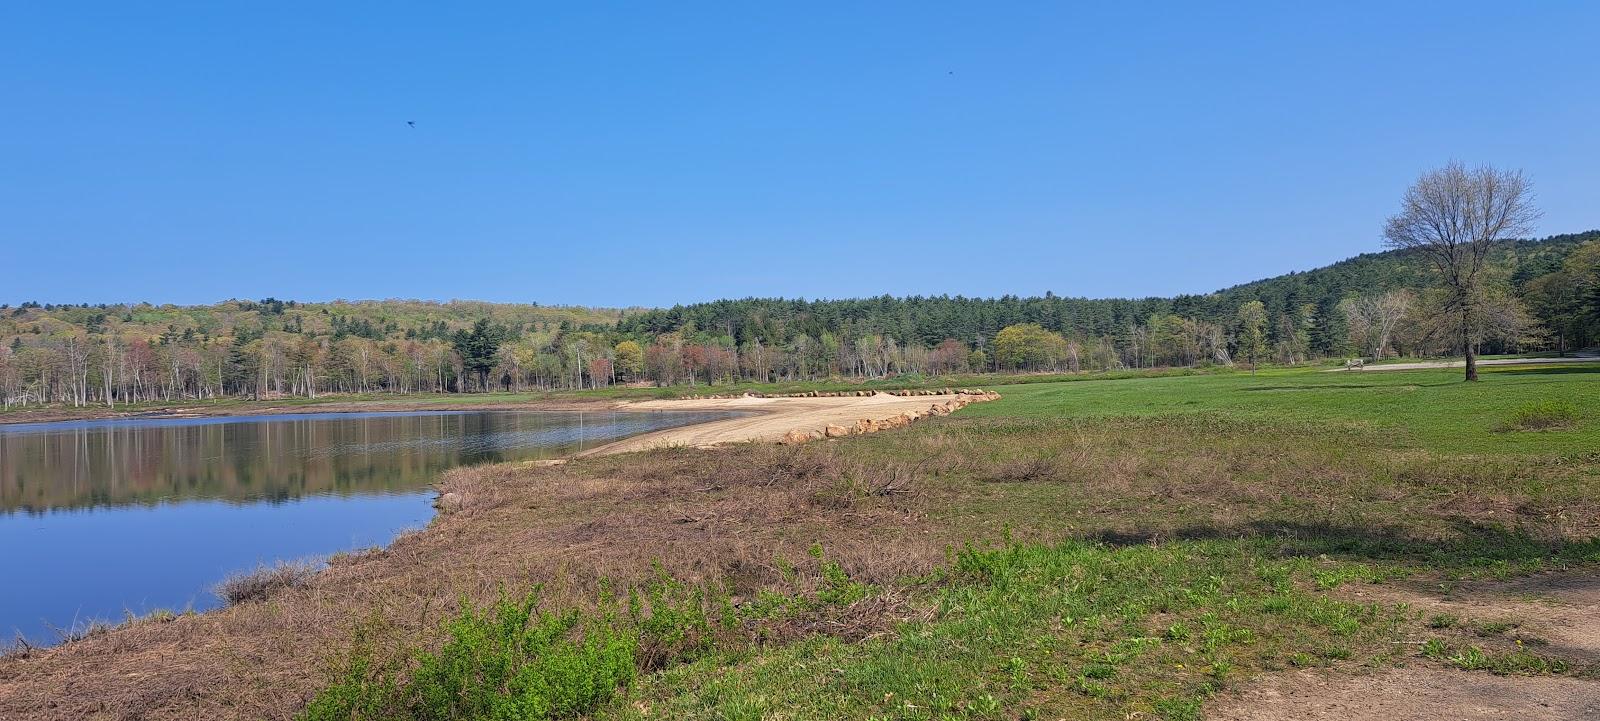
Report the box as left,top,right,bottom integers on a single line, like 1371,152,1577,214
3,232,1597,407
619,230,1600,375
0,300,622,407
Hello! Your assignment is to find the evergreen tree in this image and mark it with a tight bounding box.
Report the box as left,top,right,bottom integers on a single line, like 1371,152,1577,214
451,319,507,392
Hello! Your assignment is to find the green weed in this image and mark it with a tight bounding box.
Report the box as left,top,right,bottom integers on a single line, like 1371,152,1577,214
299,580,723,721
1496,400,1580,432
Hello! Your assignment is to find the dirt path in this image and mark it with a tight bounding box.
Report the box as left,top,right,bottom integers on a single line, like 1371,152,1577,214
1325,354,1599,373
1343,572,1600,660
578,392,994,456
1209,570,1600,720
1211,667,1599,720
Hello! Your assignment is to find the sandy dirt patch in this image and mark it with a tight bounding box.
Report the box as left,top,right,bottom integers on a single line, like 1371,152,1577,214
1341,572,1600,661
577,392,994,456
1211,570,1600,720
1209,667,1600,720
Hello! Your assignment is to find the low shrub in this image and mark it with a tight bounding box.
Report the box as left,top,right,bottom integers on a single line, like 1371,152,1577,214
214,560,320,606
983,456,1063,483
299,580,728,721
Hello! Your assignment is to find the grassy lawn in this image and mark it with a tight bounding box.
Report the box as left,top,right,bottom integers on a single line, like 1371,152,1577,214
282,363,1598,721
604,540,1406,721
962,363,1600,455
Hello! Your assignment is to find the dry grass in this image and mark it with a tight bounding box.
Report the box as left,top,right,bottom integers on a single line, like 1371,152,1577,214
758,586,938,645
214,561,322,606
0,441,946,720
2,413,1597,720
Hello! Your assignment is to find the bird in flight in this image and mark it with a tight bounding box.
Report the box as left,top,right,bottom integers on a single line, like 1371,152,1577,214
407,121,416,128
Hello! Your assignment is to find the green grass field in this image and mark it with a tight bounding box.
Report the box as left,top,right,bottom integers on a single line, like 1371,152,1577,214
963,363,1600,455
286,361,1599,721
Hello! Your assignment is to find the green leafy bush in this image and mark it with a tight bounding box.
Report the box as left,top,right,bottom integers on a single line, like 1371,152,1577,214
298,581,722,721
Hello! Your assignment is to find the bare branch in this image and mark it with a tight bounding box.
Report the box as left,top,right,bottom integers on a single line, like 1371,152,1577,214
1381,163,1540,380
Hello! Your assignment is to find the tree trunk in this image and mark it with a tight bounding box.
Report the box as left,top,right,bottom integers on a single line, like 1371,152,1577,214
1462,306,1478,382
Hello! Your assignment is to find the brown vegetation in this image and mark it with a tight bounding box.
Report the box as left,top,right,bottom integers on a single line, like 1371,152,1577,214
214,561,321,606
0,440,946,719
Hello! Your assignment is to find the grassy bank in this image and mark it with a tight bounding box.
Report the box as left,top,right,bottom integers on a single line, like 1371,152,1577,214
3,364,1596,719
960,362,1600,455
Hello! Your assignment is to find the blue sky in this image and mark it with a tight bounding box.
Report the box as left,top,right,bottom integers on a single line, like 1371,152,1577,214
4,2,1597,307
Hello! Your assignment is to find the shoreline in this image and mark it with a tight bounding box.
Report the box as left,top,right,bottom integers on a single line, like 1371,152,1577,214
0,391,998,719
0,402,765,649
0,365,1209,427
1,392,997,641
0,391,1003,456
0,394,619,427
583,391,999,456
5,367,1596,720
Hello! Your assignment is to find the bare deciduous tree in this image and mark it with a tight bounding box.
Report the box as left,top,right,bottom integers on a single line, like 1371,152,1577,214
1339,290,1412,361
1383,162,1539,380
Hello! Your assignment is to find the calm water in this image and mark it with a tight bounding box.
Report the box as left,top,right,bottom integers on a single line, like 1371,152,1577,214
0,410,727,645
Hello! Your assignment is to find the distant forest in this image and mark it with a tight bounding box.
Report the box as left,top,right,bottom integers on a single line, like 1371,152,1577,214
3,231,1597,407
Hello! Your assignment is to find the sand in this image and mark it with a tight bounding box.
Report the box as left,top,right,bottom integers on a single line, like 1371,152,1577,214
578,393,990,456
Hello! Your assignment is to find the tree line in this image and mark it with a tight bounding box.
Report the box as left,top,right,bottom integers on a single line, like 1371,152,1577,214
615,229,1597,382
3,228,1597,407
0,300,623,408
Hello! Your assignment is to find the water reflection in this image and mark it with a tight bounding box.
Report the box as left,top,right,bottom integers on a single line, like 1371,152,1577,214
0,410,728,645
1,411,723,513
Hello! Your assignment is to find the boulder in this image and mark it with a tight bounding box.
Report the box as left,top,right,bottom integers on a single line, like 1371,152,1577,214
824,424,850,438
782,429,812,445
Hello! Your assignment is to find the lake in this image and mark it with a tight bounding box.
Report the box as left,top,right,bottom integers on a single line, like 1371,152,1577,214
0,409,727,646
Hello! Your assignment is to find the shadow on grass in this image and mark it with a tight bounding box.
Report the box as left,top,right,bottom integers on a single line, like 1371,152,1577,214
1090,519,1600,573
1483,364,1600,377
1239,383,1444,392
